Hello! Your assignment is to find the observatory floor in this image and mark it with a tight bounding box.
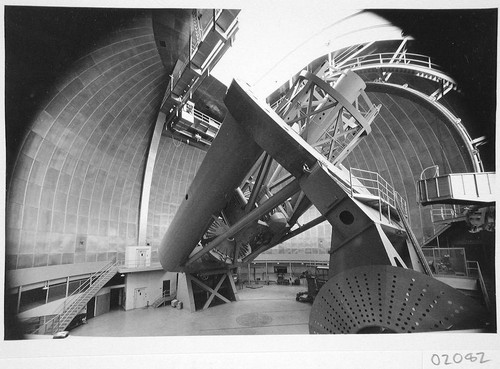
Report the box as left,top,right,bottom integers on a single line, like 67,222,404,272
69,284,311,337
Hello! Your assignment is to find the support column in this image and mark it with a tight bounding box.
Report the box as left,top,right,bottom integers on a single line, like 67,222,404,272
176,271,238,312
65,276,70,298
227,271,239,302
265,262,268,284
17,285,22,314
176,273,196,312
138,111,167,245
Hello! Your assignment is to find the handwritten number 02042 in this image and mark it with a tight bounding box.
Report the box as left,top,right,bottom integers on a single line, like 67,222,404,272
431,352,491,365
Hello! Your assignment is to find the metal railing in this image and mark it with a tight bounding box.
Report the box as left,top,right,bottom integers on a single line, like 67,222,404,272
466,260,491,311
119,259,162,269
422,247,467,277
330,52,446,75
395,202,433,276
430,204,466,224
349,167,408,219
171,105,222,145
331,44,364,67
191,9,204,55
150,290,175,308
193,108,222,133
31,259,120,335
162,9,237,110
418,172,495,204
191,9,224,54
422,248,491,310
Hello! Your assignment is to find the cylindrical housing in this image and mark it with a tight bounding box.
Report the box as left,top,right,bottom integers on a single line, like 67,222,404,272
159,112,263,271
332,70,366,104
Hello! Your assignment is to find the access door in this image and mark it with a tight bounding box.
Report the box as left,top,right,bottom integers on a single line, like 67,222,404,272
134,287,147,309
162,280,171,296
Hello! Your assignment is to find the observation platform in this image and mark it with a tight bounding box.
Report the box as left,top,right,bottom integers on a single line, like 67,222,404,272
417,172,495,206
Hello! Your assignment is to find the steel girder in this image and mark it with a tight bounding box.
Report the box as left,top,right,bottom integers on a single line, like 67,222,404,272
158,77,491,332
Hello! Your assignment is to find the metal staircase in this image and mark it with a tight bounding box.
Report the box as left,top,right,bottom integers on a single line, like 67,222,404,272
31,259,120,335
150,291,175,308
466,261,492,311
396,201,433,276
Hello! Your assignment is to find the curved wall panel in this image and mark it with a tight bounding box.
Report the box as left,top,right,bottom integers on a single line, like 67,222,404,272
6,14,168,270
343,91,475,243
146,136,206,262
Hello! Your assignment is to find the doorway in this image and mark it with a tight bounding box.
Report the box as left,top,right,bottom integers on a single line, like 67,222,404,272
162,280,171,296
110,288,123,310
133,287,147,309
86,296,95,319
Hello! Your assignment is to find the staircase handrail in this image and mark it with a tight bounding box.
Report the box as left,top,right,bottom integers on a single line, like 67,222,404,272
466,260,491,311
396,199,433,277
151,290,176,307
330,52,449,76
64,259,118,303
32,259,120,334
193,108,222,130
350,167,408,218
54,260,119,332
58,260,120,322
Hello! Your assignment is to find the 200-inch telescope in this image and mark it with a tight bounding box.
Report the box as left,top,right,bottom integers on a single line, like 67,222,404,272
159,67,490,333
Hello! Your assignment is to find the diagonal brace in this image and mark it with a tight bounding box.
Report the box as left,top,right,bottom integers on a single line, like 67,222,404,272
189,274,231,305
201,273,228,309
184,179,300,266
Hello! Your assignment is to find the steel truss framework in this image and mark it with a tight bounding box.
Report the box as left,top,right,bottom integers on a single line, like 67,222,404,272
161,9,239,144
160,78,491,332
186,66,381,268
159,39,491,331
178,270,239,312
270,38,483,170
275,70,380,165
324,38,458,100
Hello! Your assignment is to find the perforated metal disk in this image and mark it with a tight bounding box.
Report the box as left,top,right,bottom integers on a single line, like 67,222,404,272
309,265,491,334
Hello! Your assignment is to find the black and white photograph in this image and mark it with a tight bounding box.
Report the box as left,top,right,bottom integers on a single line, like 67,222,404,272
1,1,498,367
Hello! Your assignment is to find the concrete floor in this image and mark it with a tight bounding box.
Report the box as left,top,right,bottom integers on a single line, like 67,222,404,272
70,284,311,337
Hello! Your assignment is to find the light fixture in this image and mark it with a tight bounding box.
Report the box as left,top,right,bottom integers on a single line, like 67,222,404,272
120,274,125,277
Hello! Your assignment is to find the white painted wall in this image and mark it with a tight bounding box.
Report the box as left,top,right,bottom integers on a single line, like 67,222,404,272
124,270,177,310
19,284,126,320
18,293,84,320
125,246,152,268
95,293,110,317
